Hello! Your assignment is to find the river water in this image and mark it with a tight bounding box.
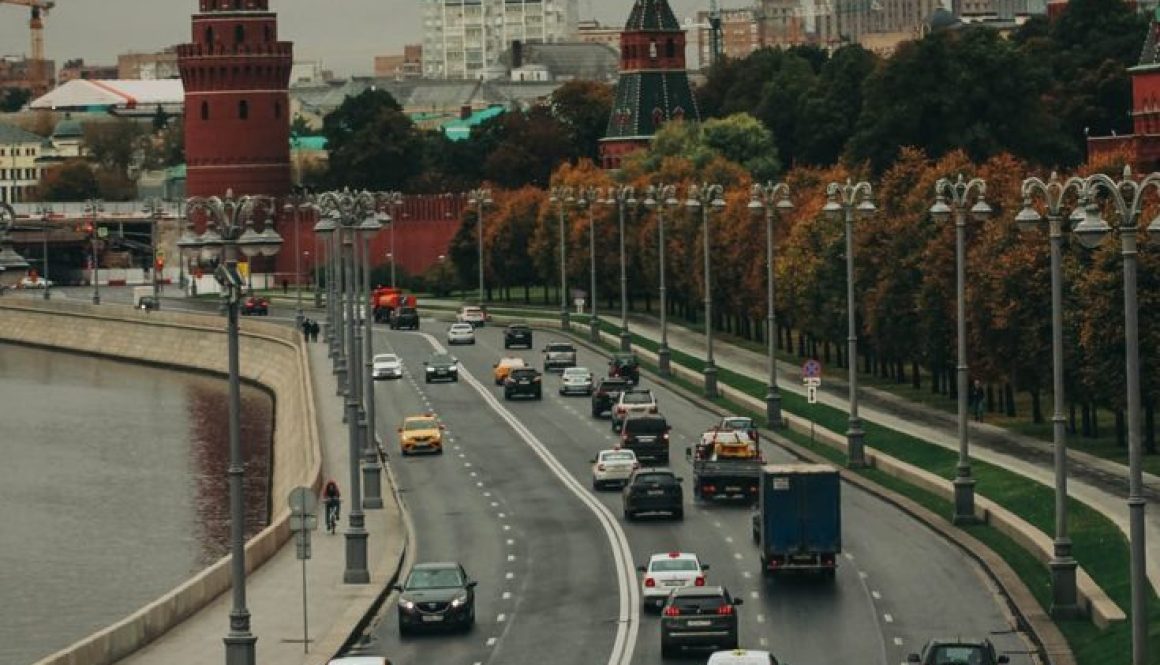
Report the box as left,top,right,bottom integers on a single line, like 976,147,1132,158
0,342,273,665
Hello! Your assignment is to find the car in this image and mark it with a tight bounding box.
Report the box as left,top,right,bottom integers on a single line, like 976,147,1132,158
543,341,577,371
706,649,780,665
638,551,709,610
591,448,639,489
389,306,420,330
622,467,683,520
373,353,404,380
17,276,52,289
457,305,488,327
608,352,640,384
659,586,742,658
447,323,476,345
393,561,477,635
504,367,543,400
503,323,534,349
397,414,445,455
908,638,1010,665
611,388,658,431
591,376,631,417
559,366,594,396
618,413,671,464
241,296,269,316
327,658,391,665
492,356,527,385
137,295,160,311
423,353,459,383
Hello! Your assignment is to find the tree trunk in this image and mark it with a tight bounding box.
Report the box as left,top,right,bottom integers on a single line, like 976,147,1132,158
896,360,905,385
1004,382,1016,417
912,361,921,390
863,349,872,374
1031,388,1043,424
948,369,958,400
1115,408,1126,448
835,345,843,368
930,366,941,395
797,331,806,357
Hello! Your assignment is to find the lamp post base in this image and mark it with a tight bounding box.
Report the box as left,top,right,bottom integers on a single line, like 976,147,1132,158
589,318,600,343
92,293,100,305
1049,543,1080,619
335,363,347,397
766,387,783,429
343,523,371,584
223,620,257,665
42,289,50,300
362,461,383,509
314,291,323,308
952,476,980,524
704,363,719,399
846,423,867,468
561,309,570,331
619,331,632,352
658,345,671,376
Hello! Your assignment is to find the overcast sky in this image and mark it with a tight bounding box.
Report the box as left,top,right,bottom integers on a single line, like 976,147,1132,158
0,0,743,78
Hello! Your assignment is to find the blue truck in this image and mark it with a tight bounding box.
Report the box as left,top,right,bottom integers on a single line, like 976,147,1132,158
750,464,842,579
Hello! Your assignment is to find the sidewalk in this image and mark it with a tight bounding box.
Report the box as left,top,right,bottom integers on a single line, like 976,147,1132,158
118,341,405,665
619,311,1160,597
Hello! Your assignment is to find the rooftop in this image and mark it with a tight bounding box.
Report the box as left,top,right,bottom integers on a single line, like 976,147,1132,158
30,79,185,111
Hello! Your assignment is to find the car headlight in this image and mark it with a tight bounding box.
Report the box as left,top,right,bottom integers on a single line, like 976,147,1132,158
426,367,435,373
450,594,468,607
398,599,415,610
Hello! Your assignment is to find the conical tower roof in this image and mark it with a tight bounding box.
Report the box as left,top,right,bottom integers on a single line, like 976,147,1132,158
624,0,681,32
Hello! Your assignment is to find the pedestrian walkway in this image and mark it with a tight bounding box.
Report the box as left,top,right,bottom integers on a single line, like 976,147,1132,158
118,341,405,665
619,311,1160,597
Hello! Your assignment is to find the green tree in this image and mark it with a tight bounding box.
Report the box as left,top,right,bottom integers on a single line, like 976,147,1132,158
795,45,878,167
702,113,781,182
0,88,30,113
550,80,614,162
480,108,577,189
323,88,422,189
83,118,146,176
753,51,817,167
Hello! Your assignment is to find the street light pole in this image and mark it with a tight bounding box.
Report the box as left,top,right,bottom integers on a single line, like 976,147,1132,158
183,191,282,665
749,182,794,428
469,189,492,305
930,175,991,524
550,185,574,331
359,204,385,510
85,198,104,305
645,185,678,375
603,186,636,352
685,183,726,398
823,179,876,468
380,191,402,290
579,186,602,343
1071,166,1160,665
142,198,165,302
1016,171,1085,619
284,187,313,331
37,203,52,300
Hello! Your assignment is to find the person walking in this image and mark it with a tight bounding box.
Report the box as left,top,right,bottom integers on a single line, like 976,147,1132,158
310,319,320,342
969,379,986,422
322,479,341,534
301,318,311,342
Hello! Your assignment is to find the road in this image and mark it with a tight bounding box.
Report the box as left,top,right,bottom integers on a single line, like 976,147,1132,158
360,321,1035,665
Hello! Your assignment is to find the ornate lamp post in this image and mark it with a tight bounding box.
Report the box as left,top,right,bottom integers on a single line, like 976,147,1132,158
182,191,281,665
284,187,315,331
85,198,104,305
1015,172,1086,619
577,186,603,342
379,191,403,289
550,185,575,330
1070,166,1159,665
822,179,876,467
603,185,636,352
644,184,679,375
141,197,166,302
468,188,492,304
929,175,991,524
685,183,727,398
316,211,342,375
35,203,53,300
358,206,385,509
0,203,30,291
748,182,794,427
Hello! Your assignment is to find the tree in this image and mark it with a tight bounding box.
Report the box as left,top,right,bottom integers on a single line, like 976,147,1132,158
323,88,422,189
38,160,99,201
480,108,577,189
795,45,878,167
702,113,781,182
550,80,614,162
83,118,146,176
752,51,817,168
0,88,31,113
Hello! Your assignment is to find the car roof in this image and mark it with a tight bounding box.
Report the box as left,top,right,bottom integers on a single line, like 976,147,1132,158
327,657,389,665
507,322,530,328
547,341,574,348
412,561,462,571
648,551,699,563
599,448,636,457
635,466,676,475
670,584,726,597
498,357,527,366
374,354,398,360
707,650,775,665
450,322,473,327
403,414,438,424
925,638,994,649
564,366,590,373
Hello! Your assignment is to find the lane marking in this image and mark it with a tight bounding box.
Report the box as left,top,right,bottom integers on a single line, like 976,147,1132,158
497,613,507,623
465,462,473,468
714,521,722,528
871,590,882,600
749,591,759,600
483,491,491,497
733,553,743,560
470,472,478,478
742,571,752,579
760,638,768,647
506,538,515,546
844,552,855,561
502,524,511,531
487,637,498,647
884,613,894,623
858,571,868,579
502,591,512,600
507,554,516,562
725,536,734,544
505,571,514,580
757,614,765,623
491,502,500,508
894,637,904,646
498,512,506,519
476,482,484,487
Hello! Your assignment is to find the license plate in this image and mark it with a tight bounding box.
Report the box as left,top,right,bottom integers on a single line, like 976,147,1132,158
687,620,712,627
647,489,665,496
638,436,656,442
664,580,684,586
519,380,530,384
726,486,741,492
421,615,444,623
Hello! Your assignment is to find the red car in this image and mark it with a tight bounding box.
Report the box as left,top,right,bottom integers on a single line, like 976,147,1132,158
242,296,269,316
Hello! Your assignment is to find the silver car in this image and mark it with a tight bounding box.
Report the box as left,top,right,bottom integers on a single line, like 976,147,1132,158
559,366,593,395
372,353,404,380
591,448,638,489
447,323,476,345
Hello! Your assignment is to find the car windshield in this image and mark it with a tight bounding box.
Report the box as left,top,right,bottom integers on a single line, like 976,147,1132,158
626,418,666,433
929,646,990,665
450,324,472,332
406,567,464,589
547,343,573,351
601,451,635,462
635,473,676,486
429,354,454,365
564,368,590,378
723,418,753,429
613,355,638,366
600,379,629,389
404,419,437,431
671,594,728,612
623,392,653,404
374,355,398,364
509,325,530,331
651,558,699,572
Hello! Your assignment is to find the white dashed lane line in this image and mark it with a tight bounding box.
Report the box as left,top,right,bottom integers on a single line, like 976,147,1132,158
502,591,512,600
884,613,894,623
871,590,882,600
894,637,904,646
505,572,515,580
487,637,498,647
497,614,507,623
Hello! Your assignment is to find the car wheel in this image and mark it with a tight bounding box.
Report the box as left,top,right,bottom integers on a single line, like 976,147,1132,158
504,391,512,400
504,342,510,349
592,477,601,490
822,567,837,581
673,507,684,520
660,641,676,659
398,618,410,637
535,391,542,400
425,377,431,384
591,407,601,417
623,507,634,521
452,376,459,383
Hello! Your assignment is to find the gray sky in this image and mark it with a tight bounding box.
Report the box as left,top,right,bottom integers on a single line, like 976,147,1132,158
0,0,733,78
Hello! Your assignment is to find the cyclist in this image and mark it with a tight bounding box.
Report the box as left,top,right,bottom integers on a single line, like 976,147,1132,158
322,479,341,534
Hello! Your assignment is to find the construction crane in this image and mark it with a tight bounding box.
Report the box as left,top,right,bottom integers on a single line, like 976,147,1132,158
707,0,723,67
0,0,55,97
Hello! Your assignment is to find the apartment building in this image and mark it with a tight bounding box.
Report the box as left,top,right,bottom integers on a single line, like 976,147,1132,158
0,123,47,204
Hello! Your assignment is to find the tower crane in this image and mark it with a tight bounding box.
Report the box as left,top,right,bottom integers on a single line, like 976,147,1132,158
707,0,722,67
0,0,55,97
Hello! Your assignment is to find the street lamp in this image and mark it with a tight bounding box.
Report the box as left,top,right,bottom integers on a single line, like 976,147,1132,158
644,184,679,375
36,203,53,300
1015,171,1086,619
379,191,403,289
182,190,281,665
603,185,636,352
930,175,991,524
315,188,377,585
142,197,166,302
0,203,30,291
823,178,876,467
550,185,575,331
85,198,104,305
284,187,315,331
315,211,342,373
749,182,794,427
685,183,727,398
1069,166,1159,665
468,188,492,305
358,207,385,510
577,186,603,343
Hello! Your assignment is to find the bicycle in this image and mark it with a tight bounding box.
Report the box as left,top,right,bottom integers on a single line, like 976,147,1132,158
325,498,341,534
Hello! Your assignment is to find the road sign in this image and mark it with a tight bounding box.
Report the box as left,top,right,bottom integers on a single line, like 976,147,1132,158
802,359,822,379
288,486,318,533
97,226,108,239
807,386,818,404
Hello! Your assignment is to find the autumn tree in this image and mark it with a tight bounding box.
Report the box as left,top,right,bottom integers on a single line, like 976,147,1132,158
550,80,614,162
38,160,100,201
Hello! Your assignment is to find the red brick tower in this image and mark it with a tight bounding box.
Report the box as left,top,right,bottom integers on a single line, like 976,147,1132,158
178,0,293,197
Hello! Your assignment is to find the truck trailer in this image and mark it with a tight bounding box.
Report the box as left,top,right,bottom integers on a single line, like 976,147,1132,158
752,463,841,579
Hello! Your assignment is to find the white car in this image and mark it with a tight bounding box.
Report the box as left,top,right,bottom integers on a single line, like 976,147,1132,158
372,353,404,380
707,650,780,665
457,305,487,327
447,323,476,345
591,448,638,489
611,388,658,430
327,658,390,665
638,551,709,609
559,366,594,395
17,277,52,289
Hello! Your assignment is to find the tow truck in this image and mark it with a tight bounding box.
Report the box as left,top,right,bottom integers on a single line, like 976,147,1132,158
686,429,763,504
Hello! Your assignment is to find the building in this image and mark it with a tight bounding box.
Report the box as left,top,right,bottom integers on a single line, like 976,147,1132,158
497,41,620,81
695,7,762,66
754,0,808,47
29,79,185,118
1087,11,1160,170
58,59,119,84
577,19,623,54
177,0,293,198
0,123,48,204
600,0,700,169
812,0,942,49
375,45,424,79
421,0,579,79
118,49,181,80
0,56,55,96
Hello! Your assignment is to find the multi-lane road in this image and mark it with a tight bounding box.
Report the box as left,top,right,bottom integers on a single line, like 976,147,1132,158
362,322,1035,665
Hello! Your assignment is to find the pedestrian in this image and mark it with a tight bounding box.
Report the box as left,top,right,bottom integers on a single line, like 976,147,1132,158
282,279,289,294
310,320,320,342
322,478,341,533
969,379,985,422
301,318,311,342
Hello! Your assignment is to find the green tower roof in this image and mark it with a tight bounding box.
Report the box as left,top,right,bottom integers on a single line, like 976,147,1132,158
625,0,681,32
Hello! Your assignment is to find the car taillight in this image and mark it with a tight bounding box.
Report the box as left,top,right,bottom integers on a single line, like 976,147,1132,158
662,606,680,617
644,577,656,588
597,463,606,471
694,576,705,587
703,485,716,494
716,605,734,616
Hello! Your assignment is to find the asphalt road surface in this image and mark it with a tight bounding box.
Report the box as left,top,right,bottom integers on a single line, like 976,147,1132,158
359,320,1035,665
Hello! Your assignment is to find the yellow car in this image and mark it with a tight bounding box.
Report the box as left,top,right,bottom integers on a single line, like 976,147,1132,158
492,356,528,385
398,414,445,455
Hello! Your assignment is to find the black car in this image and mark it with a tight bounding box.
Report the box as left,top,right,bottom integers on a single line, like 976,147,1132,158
504,367,543,400
423,353,459,383
241,296,268,316
394,561,477,635
659,586,742,658
504,323,534,349
619,413,671,464
908,639,1010,665
623,467,683,520
591,376,631,417
390,306,420,330
608,352,640,384
137,295,160,311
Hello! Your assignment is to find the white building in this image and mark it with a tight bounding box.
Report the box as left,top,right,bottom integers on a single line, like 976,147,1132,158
0,123,49,204
422,0,579,80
